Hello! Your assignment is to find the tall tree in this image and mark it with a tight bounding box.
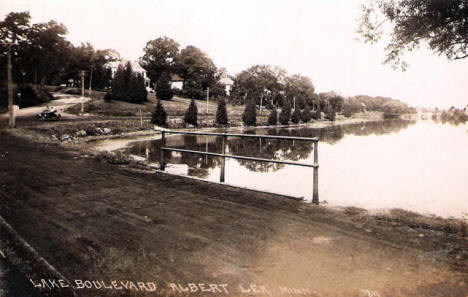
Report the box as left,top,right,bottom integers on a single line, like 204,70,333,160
176,45,217,99
279,100,292,125
358,0,468,70
267,108,278,125
140,36,179,84
215,98,228,125
156,72,173,101
184,99,198,126
242,99,257,126
232,65,286,106
152,99,167,126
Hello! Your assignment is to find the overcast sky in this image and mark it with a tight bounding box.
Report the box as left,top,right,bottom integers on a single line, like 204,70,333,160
1,0,467,108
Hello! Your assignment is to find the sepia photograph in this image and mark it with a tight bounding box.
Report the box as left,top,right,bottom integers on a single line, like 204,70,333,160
0,0,467,296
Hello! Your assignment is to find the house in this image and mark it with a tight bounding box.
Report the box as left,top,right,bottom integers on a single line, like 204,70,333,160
171,74,184,90
219,76,234,96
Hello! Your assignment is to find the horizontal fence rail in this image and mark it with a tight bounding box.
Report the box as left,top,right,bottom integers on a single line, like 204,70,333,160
156,130,319,204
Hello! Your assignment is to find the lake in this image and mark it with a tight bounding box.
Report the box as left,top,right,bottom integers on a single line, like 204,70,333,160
126,119,468,219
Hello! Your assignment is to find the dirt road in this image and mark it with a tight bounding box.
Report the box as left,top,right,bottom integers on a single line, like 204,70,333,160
0,131,467,297
0,94,90,120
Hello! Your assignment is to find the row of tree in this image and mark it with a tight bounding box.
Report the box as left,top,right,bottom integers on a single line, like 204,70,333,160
0,12,116,90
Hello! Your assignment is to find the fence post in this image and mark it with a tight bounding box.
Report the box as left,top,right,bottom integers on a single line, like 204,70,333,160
160,131,166,171
312,140,319,204
220,134,226,182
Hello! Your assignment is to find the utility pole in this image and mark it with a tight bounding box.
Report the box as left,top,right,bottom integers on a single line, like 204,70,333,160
206,87,210,114
259,93,263,115
80,70,85,114
1,42,16,128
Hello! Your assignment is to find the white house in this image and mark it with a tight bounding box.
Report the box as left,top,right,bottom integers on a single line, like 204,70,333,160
219,76,234,96
171,74,184,90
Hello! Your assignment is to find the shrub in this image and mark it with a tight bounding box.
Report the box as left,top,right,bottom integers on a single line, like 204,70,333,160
215,98,228,125
242,99,257,126
152,99,167,126
343,106,352,118
104,92,112,101
279,100,292,125
325,107,336,121
156,72,173,101
267,108,278,125
184,99,198,126
311,108,321,120
291,108,301,124
301,105,312,122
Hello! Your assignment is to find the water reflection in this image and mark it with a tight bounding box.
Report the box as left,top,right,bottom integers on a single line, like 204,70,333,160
127,120,468,218
127,120,415,178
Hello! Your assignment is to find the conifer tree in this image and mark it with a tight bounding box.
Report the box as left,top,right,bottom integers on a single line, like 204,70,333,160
267,108,277,125
156,72,173,101
291,107,301,124
242,99,257,126
152,99,167,126
184,99,198,126
216,98,228,125
279,100,292,125
301,105,312,122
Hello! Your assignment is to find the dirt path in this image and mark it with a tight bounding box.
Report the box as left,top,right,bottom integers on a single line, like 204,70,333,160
0,131,466,297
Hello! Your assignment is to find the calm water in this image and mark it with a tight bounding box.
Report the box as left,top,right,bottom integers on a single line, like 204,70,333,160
126,120,468,219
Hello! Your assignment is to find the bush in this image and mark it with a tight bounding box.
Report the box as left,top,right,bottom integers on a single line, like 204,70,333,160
291,108,301,124
156,72,173,101
267,108,278,125
325,107,336,121
215,98,228,125
311,108,321,120
152,99,167,126
242,99,257,126
279,100,292,125
104,92,112,101
184,99,198,126
343,106,352,118
301,105,312,122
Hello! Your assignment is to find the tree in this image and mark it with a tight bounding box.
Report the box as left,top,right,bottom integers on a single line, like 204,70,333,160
326,107,336,121
156,72,173,101
312,107,322,120
284,74,315,109
242,99,257,126
128,73,147,103
291,107,301,124
184,99,198,126
176,45,217,98
279,100,292,125
301,105,313,122
215,98,228,125
267,108,278,125
358,0,468,70
232,65,286,106
152,99,167,126
110,65,126,100
109,62,147,103
140,36,179,84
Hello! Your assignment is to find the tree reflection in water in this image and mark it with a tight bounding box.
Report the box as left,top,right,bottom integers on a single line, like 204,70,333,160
126,120,415,178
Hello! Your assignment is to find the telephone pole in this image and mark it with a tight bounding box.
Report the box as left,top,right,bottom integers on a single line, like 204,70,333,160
80,70,85,114
1,42,16,128
206,87,210,114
